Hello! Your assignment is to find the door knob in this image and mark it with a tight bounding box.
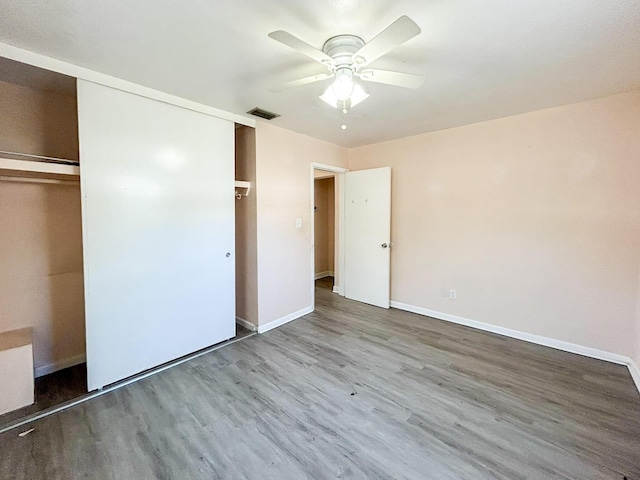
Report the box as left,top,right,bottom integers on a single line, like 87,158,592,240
381,243,388,248
226,252,231,257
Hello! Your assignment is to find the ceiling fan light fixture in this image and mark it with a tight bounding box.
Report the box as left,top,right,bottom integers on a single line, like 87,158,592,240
332,68,355,100
319,85,339,108
349,84,369,107
320,81,369,109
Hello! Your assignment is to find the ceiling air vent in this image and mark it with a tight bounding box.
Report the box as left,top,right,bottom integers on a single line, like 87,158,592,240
247,107,280,120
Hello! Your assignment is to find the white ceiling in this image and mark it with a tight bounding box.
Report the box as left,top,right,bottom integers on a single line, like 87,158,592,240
0,0,638,148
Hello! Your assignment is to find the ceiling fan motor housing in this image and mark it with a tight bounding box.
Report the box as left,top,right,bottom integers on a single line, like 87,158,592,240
322,34,365,73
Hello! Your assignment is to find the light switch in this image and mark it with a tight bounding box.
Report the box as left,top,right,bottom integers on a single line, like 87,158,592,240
295,218,302,229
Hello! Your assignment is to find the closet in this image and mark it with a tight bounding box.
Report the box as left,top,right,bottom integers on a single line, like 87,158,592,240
0,58,86,418
0,56,238,420
234,125,258,331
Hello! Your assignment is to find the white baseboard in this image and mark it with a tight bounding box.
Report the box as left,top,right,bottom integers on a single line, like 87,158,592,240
390,300,640,394
236,316,257,332
314,271,334,280
35,353,86,378
628,359,640,393
332,285,343,295
257,306,314,334
389,301,631,365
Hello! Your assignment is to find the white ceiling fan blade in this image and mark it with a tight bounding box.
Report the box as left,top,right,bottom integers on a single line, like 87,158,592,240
352,16,421,67
357,69,425,89
268,31,335,66
269,73,334,93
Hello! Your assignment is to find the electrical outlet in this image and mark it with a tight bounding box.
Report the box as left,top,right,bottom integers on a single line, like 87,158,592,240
449,289,457,300
295,218,302,229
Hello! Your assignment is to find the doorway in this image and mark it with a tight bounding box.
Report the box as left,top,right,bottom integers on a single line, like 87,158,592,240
312,165,392,311
311,163,347,310
314,173,336,293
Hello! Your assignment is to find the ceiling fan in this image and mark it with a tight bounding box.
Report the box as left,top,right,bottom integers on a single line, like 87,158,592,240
268,16,425,111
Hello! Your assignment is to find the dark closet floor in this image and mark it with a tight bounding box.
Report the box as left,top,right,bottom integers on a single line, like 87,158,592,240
0,363,87,426
0,323,254,430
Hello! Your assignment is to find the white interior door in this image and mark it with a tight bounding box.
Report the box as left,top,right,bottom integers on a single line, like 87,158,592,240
344,167,391,308
78,80,235,390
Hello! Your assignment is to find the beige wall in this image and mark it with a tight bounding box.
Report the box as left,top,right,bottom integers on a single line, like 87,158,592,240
314,177,335,275
0,80,79,160
255,123,348,326
349,90,640,357
235,126,259,326
0,182,85,373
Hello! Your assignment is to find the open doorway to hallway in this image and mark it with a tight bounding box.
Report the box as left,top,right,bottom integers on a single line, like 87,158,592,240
311,163,347,311
314,171,336,290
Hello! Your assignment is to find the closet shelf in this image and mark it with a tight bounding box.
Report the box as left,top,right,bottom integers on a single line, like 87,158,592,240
0,157,80,179
235,180,251,199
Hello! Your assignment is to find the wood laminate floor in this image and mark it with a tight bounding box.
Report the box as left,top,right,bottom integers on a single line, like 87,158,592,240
0,324,253,431
1,279,638,479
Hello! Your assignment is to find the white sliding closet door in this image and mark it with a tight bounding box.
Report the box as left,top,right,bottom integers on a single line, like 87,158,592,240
78,80,235,390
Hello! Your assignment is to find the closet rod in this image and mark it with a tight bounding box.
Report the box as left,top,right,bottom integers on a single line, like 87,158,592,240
0,150,79,166
0,176,79,186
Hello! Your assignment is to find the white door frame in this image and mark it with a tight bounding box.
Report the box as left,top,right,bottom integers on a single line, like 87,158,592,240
311,163,348,310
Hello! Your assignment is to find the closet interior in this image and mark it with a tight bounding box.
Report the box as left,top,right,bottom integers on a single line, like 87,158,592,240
0,57,87,423
234,125,259,332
